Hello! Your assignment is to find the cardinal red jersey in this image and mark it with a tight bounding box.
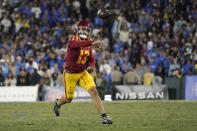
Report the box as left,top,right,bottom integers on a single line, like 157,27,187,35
64,35,95,73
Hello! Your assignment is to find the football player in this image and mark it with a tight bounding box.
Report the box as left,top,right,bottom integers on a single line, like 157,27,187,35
53,21,113,124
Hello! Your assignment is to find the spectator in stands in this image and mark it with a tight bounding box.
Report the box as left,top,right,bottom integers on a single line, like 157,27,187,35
41,72,51,87
0,59,9,78
119,23,130,45
163,54,172,76
183,59,195,75
101,69,111,94
153,66,165,85
120,57,132,72
134,63,144,84
143,66,154,86
171,68,181,78
124,66,139,85
0,1,5,19
26,57,38,70
15,56,25,76
113,38,124,54
169,58,180,76
31,2,41,19
139,43,147,58
37,64,45,77
140,57,148,75
1,13,11,33
111,66,123,85
56,71,63,87
147,57,158,73
155,66,165,82
48,62,60,76
99,59,111,75
121,64,129,75
0,67,5,86
27,69,41,86
194,49,197,62
188,67,195,75
9,62,17,77
194,64,197,75
51,72,59,87
16,66,28,86
47,51,59,68
108,53,118,68
5,70,16,86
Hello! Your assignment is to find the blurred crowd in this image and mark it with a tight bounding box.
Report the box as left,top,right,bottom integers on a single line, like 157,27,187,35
0,0,197,98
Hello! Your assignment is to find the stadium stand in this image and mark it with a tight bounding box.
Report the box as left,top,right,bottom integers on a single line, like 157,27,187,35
0,0,197,100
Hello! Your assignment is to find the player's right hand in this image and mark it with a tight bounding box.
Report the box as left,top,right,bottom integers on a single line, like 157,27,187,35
92,40,103,49
87,66,94,72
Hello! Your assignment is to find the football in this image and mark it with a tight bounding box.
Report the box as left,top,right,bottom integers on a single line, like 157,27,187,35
97,9,110,19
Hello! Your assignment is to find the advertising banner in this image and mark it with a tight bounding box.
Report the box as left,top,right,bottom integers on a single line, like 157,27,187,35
112,85,168,100
0,86,38,102
43,86,91,101
185,75,197,100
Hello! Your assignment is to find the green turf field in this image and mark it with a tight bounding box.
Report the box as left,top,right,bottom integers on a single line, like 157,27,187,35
0,101,197,131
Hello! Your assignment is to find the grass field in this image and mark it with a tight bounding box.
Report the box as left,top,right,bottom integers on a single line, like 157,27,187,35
0,101,197,131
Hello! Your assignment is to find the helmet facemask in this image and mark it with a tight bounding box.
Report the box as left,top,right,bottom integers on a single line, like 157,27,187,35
75,21,91,39
78,27,90,39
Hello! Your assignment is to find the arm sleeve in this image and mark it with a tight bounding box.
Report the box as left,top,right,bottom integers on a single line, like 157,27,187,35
68,36,92,48
88,48,96,67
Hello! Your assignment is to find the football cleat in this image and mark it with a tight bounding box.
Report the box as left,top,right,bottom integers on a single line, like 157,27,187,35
53,99,60,116
102,116,113,124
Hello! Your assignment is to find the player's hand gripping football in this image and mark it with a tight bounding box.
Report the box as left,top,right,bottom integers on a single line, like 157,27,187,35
92,40,103,49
